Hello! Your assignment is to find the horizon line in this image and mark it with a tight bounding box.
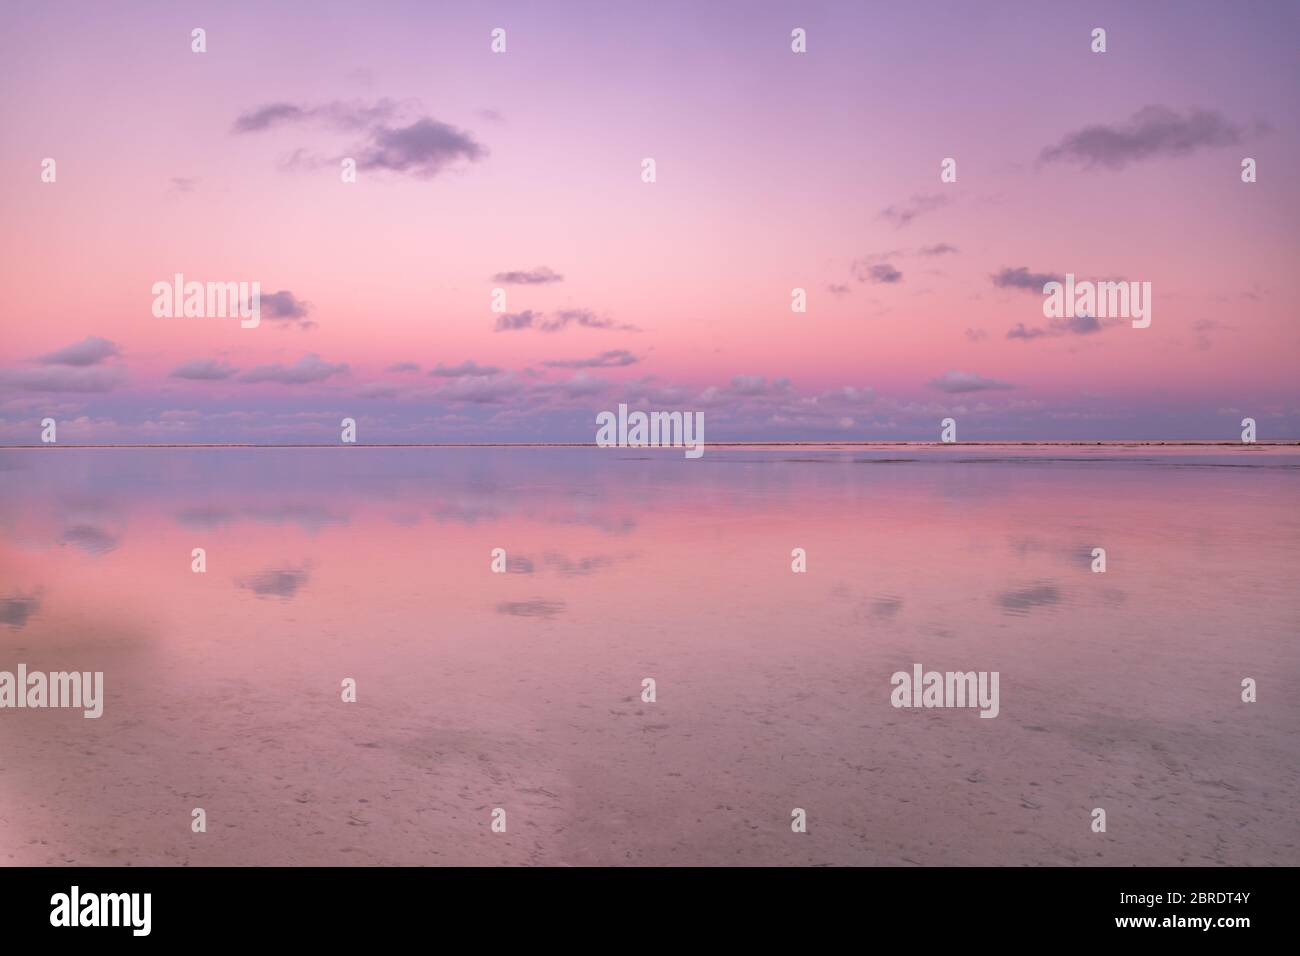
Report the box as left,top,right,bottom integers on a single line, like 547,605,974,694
3,440,1298,450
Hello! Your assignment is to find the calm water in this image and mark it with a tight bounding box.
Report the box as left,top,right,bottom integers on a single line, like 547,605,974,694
1,445,1297,865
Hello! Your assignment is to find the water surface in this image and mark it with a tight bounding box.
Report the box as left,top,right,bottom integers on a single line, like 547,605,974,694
1,445,1296,865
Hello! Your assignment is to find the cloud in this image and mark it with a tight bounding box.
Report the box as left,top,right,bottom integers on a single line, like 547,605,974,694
387,362,421,373
357,118,487,177
1008,312,1106,342
38,336,120,367
259,290,315,329
918,243,959,257
852,262,903,284
729,375,791,397
171,359,239,380
238,353,348,385
542,309,638,333
434,374,522,404
490,266,564,285
231,100,398,134
965,328,988,343
431,360,502,377
356,383,401,399
879,193,949,228
991,266,1062,292
61,524,119,555
495,309,638,333
1061,313,1102,335
0,366,125,393
928,370,1015,393
170,177,198,193
1039,105,1251,170
234,100,486,179
542,350,638,369
826,283,852,296
1006,323,1048,341
494,310,542,331
232,103,311,133
556,372,609,397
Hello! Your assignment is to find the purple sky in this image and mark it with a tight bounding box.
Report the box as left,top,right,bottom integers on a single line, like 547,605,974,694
1,0,1297,442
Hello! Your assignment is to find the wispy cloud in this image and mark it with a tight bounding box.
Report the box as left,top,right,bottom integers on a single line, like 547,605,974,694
234,99,487,179
494,310,542,332
879,193,949,228
1040,105,1255,170
542,350,638,369
494,309,638,333
431,360,502,377
171,359,238,381
991,266,1062,292
1008,313,1110,342
490,266,564,285
232,99,399,134
928,370,1015,393
853,262,903,284
239,353,348,385
0,366,125,393
38,336,120,367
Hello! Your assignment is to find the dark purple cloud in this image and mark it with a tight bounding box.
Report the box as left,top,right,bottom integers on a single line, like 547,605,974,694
991,266,1062,292
495,310,542,331
260,290,314,329
1040,106,1253,170
232,100,398,134
853,262,903,284
358,118,487,177
232,103,310,133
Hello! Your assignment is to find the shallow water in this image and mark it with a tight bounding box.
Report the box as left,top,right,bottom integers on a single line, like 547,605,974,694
1,445,1296,865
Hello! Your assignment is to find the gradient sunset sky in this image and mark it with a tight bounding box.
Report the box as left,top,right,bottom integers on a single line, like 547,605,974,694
1,0,1297,443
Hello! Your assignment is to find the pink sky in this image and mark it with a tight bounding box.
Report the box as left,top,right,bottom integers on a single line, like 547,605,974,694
1,0,1297,441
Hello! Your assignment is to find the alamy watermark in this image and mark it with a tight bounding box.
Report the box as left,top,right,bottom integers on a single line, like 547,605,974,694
890,663,999,718
0,664,103,718
596,403,704,458
50,886,150,936
1043,274,1151,329
152,273,261,328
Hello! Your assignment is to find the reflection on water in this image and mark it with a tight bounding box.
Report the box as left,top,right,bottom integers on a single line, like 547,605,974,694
1,445,1297,865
